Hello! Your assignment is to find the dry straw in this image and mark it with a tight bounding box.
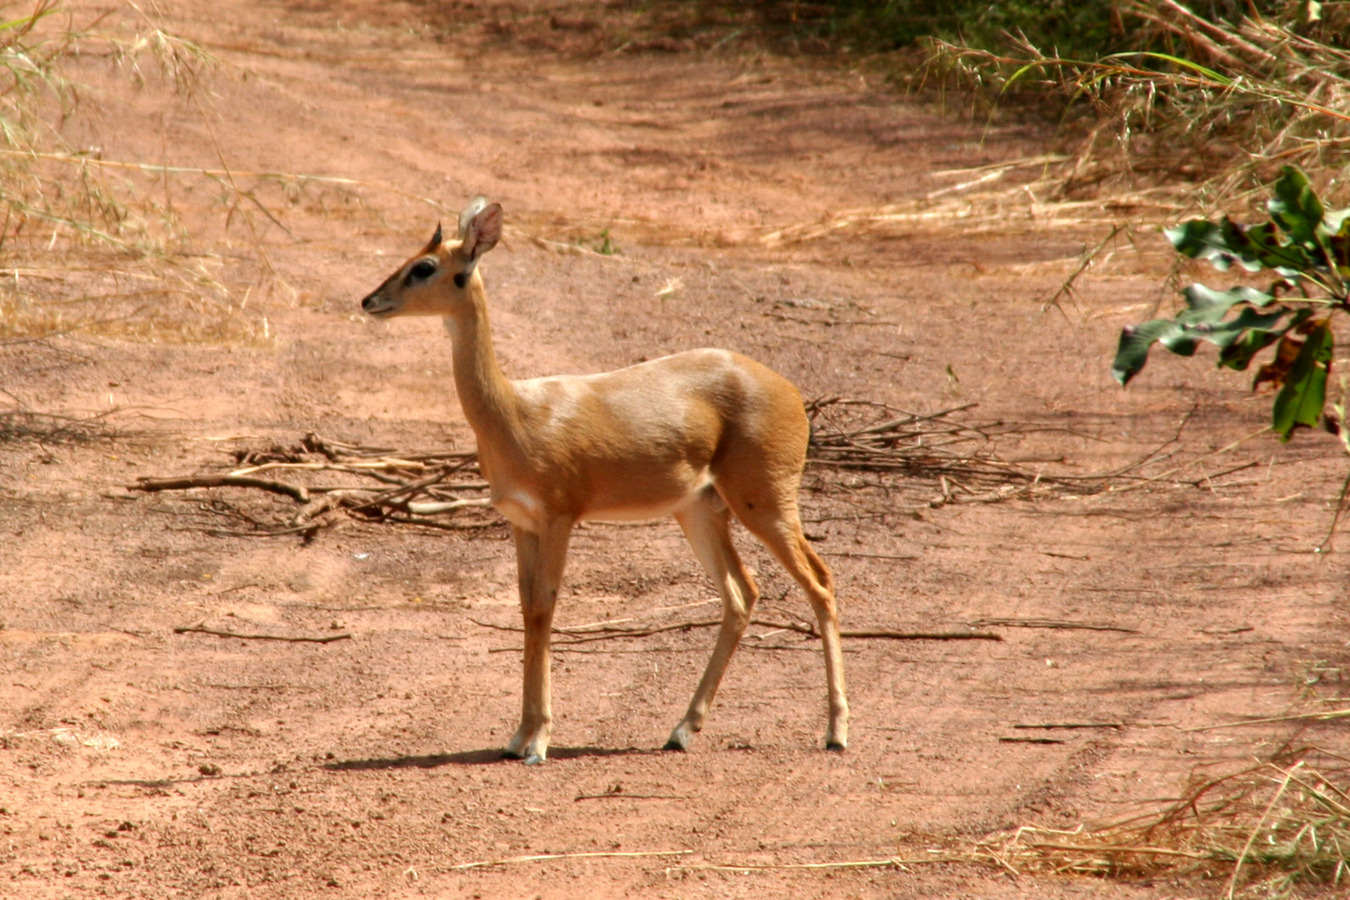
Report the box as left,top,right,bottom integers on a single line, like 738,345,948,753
920,1,1350,212
125,390,1262,540
0,2,314,346
962,746,1349,896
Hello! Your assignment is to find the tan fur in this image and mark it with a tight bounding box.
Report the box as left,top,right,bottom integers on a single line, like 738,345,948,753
360,199,848,763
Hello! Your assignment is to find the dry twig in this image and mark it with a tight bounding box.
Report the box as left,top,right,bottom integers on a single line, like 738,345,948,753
967,617,1140,634
447,849,692,871
574,790,688,802
954,745,1350,890
127,395,1243,540
173,623,351,643
672,855,946,873
137,473,310,503
803,397,1163,508
469,617,1001,645
129,432,496,536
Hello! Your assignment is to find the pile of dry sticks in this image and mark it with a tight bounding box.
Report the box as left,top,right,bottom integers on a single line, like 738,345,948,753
131,398,1161,539
135,432,495,539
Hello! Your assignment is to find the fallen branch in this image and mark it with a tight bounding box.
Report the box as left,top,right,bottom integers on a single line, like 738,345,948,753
173,623,352,644
822,550,920,562
447,849,693,871
136,473,310,503
574,791,688,802
838,627,1001,642
127,391,1241,544
205,522,325,539
406,498,492,515
128,433,495,537
967,617,1140,634
1041,223,1134,321
1183,709,1350,732
804,397,1109,504
1105,426,1272,495
1013,722,1126,730
672,855,946,873
469,617,1002,644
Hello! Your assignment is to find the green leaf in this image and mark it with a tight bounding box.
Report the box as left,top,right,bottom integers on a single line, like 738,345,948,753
1157,326,1199,358
1166,218,1316,276
1118,168,1347,443
1112,319,1182,385
1240,222,1317,275
1175,285,1287,360
1166,220,1252,272
1268,166,1324,248
1180,284,1275,316
1113,285,1296,384
1101,51,1232,86
1217,308,1310,371
1197,305,1295,355
1325,210,1350,274
1272,319,1333,440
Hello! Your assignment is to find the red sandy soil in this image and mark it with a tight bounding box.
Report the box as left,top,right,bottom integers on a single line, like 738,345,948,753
2,2,1347,897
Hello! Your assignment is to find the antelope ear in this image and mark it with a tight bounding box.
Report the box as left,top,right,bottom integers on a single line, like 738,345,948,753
458,197,487,239
421,222,443,254
458,197,502,272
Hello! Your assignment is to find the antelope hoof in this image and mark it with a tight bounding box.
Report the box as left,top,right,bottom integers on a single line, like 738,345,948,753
502,746,549,765
663,724,693,752
505,723,550,762
825,739,847,752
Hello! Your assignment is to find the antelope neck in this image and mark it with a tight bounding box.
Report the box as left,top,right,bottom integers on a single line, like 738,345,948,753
442,281,521,448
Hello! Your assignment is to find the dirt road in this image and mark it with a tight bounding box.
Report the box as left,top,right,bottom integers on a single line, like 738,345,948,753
2,2,1346,896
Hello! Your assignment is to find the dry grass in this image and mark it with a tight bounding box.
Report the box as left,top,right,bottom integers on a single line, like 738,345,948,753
120,394,1271,544
0,251,270,346
0,1,278,346
919,1,1350,212
757,154,1182,248
954,745,1350,897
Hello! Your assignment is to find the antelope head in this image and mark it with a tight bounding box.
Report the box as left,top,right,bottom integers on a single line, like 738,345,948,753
360,197,502,319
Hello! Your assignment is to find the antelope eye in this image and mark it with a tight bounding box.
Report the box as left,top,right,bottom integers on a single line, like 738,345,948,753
453,272,467,289
408,259,437,282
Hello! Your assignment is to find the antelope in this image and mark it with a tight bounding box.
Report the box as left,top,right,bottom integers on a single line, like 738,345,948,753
358,197,848,764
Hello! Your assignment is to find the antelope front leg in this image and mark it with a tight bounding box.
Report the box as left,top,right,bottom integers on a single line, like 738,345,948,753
665,493,758,751
504,520,572,765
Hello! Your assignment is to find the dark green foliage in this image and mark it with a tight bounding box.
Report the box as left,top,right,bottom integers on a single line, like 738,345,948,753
1272,318,1333,437
810,0,1123,57
1113,167,1349,441
772,1,1341,58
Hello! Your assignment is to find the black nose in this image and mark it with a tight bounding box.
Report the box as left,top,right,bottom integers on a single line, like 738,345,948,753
361,292,379,311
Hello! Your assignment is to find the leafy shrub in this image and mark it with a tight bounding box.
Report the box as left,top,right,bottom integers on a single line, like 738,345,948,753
770,1,1342,57
1113,166,1348,442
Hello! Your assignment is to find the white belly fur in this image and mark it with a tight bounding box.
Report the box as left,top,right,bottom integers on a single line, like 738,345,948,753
492,488,544,531
493,473,714,532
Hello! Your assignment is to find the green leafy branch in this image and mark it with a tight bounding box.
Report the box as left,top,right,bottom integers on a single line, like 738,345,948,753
1113,166,1349,443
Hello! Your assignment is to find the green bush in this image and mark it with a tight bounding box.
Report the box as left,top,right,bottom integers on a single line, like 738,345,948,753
1113,166,1348,443
789,1,1342,58
809,0,1122,57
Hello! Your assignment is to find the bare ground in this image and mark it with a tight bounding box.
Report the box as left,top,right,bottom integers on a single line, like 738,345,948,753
2,2,1348,897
